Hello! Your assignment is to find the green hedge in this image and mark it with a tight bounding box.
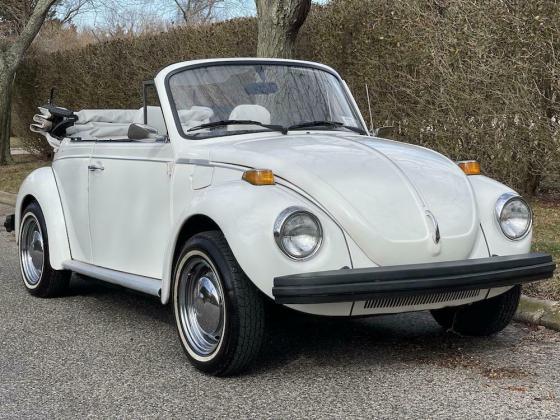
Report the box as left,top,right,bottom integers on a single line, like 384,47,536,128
13,0,560,193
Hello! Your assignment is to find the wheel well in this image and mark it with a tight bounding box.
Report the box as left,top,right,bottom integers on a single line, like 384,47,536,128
20,195,37,214
173,214,221,264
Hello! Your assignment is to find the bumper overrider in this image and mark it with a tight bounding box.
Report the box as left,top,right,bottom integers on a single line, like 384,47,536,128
272,253,556,304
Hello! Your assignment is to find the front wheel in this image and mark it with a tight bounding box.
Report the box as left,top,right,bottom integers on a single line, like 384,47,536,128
172,231,265,376
431,286,521,336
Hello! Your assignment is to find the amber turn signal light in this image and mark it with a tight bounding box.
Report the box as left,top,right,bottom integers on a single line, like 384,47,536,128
242,169,275,185
457,160,481,175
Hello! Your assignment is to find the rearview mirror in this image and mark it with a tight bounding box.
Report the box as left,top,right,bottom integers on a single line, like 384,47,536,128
128,123,164,142
245,82,278,95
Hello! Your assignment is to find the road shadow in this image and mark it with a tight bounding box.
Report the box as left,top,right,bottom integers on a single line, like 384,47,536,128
66,273,173,325
254,305,523,376
60,274,525,376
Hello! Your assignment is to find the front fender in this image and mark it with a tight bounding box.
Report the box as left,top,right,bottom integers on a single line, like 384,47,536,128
468,175,532,256
16,167,71,270
160,181,351,304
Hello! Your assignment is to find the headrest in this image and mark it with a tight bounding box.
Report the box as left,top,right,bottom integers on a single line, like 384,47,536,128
228,105,271,131
178,106,214,131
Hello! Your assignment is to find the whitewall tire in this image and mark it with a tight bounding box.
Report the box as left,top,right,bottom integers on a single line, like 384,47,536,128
172,231,265,376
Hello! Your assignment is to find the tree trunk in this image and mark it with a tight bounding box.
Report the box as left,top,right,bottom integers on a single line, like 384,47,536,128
0,0,57,166
524,169,541,197
0,70,14,165
256,0,311,58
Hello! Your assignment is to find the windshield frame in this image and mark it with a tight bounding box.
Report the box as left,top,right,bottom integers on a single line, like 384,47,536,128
164,60,366,140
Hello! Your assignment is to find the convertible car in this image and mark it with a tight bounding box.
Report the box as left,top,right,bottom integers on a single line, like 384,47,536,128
4,58,555,375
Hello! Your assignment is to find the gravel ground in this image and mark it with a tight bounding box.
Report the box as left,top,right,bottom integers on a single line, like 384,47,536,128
1,203,559,419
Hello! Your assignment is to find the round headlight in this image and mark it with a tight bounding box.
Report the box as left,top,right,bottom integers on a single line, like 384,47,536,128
495,193,532,240
274,207,323,260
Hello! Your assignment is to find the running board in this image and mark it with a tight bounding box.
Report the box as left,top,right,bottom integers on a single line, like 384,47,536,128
62,260,161,297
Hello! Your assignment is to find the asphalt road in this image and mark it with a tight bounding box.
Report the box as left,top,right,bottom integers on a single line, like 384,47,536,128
1,203,559,419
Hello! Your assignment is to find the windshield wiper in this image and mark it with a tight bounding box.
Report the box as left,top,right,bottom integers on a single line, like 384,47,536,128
288,121,367,135
187,120,287,134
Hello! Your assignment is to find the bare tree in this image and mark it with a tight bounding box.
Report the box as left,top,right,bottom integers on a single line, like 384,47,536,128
85,0,250,31
57,0,94,24
0,0,60,165
255,0,311,58
0,0,94,164
173,0,220,24
171,0,252,25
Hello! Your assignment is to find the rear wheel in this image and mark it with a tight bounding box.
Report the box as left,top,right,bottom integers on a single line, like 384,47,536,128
19,201,71,297
172,231,265,376
431,286,521,336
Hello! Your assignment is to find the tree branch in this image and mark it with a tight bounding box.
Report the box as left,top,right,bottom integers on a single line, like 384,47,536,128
58,0,91,25
173,0,190,23
6,0,58,71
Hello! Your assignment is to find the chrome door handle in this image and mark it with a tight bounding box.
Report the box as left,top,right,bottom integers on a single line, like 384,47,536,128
88,164,104,171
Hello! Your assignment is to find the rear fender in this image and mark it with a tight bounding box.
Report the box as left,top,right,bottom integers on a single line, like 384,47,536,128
16,167,71,270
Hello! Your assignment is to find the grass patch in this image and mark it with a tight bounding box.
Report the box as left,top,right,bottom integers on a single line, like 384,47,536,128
523,199,560,300
0,155,50,194
524,199,560,301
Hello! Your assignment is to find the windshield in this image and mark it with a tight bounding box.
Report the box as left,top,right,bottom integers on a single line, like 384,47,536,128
167,63,364,139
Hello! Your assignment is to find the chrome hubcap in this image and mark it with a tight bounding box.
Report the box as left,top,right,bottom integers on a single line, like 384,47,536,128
20,215,44,285
178,254,225,357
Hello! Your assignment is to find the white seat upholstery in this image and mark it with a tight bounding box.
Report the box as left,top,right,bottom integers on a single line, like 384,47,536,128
228,105,270,131
178,106,214,132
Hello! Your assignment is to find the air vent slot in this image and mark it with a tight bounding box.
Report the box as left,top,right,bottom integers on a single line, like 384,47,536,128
363,289,481,309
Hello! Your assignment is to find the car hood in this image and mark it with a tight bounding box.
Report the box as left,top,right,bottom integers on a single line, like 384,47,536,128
210,133,479,265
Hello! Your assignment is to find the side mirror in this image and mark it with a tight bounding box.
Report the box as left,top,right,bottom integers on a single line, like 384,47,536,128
128,123,164,142
374,126,395,138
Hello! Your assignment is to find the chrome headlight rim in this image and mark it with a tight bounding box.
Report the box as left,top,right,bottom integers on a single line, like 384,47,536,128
273,206,323,261
495,192,532,241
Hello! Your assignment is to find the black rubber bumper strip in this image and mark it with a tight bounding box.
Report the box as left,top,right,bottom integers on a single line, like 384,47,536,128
272,253,556,304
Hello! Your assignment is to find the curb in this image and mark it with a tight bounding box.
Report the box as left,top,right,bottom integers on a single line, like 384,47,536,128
515,295,560,331
0,191,16,207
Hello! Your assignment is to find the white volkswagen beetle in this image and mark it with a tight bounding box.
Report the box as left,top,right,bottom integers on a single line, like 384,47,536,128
5,58,555,376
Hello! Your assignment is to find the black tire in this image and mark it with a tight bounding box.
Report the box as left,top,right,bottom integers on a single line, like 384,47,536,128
19,201,71,298
431,286,521,336
172,231,265,376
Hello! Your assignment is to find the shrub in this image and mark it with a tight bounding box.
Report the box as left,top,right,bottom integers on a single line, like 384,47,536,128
12,1,560,193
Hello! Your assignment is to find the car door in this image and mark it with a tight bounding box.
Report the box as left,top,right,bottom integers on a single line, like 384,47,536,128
88,140,174,279
52,139,94,263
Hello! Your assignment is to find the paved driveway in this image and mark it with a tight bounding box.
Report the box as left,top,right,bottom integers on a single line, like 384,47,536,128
1,203,559,418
